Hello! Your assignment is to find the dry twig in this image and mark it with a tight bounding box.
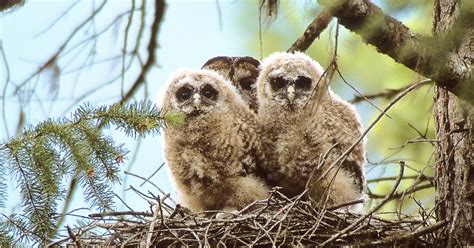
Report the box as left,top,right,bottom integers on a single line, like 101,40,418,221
60,185,445,247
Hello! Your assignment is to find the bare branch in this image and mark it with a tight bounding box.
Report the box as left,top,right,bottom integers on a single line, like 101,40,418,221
287,8,333,53
367,175,433,184
318,0,473,101
122,0,166,102
318,78,426,182
15,1,108,92
66,225,82,248
368,183,434,200
321,161,405,245
325,199,364,211
363,220,448,245
350,79,433,104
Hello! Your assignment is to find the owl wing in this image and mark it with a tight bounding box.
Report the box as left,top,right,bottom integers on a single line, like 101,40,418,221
235,112,265,178
332,100,366,192
307,101,366,194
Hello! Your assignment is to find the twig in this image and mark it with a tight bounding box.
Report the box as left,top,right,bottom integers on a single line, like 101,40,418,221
124,170,176,205
89,211,153,218
368,183,433,200
15,0,108,91
33,0,81,38
121,0,136,98
389,138,438,150
364,220,448,245
321,161,405,245
350,79,433,104
56,191,442,246
336,67,391,118
146,201,160,247
66,225,82,248
325,199,365,211
318,80,425,183
0,41,11,138
122,0,165,102
287,8,333,53
140,162,165,187
367,175,433,184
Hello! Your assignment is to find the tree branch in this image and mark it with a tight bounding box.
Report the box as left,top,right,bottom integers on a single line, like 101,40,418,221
122,0,166,102
287,8,333,53
321,162,405,245
368,182,434,200
318,0,473,102
362,220,448,246
349,79,432,104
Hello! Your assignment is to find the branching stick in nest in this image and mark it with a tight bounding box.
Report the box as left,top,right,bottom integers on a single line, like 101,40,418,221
321,161,405,245
362,219,448,246
318,80,426,183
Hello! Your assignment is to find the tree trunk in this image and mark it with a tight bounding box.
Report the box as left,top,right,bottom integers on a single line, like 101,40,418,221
433,0,474,246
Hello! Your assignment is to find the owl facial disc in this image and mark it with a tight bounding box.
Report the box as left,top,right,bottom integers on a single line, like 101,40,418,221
172,78,220,117
267,75,312,109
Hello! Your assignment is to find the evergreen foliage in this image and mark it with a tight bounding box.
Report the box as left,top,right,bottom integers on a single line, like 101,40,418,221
0,100,181,245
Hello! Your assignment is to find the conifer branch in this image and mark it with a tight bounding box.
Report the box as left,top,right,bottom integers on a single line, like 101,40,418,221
0,100,181,245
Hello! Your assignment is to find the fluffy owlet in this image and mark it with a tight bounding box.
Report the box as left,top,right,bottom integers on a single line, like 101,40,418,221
201,56,260,112
161,68,269,212
256,52,366,207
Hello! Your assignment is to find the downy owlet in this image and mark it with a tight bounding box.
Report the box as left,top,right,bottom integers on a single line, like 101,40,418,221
202,56,260,112
161,68,269,211
256,52,366,207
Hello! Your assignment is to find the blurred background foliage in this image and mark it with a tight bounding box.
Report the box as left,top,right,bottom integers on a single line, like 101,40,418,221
235,0,436,217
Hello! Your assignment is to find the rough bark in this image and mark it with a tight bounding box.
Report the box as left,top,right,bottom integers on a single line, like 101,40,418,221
287,8,333,53
433,0,474,246
318,0,473,103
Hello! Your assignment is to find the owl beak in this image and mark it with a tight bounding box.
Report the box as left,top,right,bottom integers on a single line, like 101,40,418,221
287,84,295,104
193,93,202,107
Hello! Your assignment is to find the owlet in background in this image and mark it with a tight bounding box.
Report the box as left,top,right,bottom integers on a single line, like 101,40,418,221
161,68,269,212
202,56,260,112
256,52,366,207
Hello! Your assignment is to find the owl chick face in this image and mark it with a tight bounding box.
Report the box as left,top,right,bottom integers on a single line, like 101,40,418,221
163,69,237,117
257,52,325,111
202,56,260,112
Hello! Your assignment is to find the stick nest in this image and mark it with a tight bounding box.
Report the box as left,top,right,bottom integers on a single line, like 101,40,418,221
58,190,447,247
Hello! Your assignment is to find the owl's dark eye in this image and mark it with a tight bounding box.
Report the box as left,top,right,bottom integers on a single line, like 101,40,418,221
176,86,193,101
270,76,288,90
239,76,256,91
201,84,218,100
295,76,312,90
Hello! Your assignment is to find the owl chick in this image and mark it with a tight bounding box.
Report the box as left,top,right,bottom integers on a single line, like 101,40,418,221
161,68,269,212
257,52,366,207
202,56,260,112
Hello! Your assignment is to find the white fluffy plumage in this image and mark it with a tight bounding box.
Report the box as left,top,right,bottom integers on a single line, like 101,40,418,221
161,68,269,211
257,52,366,207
